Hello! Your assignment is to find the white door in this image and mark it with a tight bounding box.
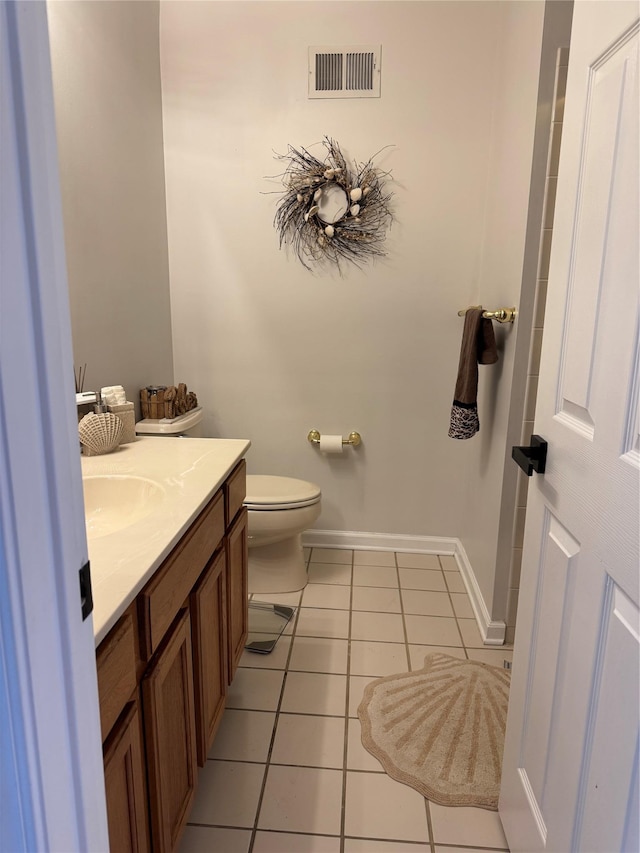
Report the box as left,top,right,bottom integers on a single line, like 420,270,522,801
499,3,639,852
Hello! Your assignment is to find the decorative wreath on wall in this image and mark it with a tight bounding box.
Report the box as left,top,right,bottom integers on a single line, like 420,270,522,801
272,137,393,272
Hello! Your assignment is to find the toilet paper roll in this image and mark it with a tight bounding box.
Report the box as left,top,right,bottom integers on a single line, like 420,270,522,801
319,434,344,454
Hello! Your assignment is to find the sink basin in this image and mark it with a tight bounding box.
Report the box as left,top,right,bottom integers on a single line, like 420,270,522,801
83,475,165,540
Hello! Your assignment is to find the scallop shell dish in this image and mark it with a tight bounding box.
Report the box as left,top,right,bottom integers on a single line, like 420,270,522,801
79,412,123,456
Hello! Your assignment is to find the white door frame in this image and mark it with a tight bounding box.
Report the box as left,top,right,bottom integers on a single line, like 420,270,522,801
0,2,108,850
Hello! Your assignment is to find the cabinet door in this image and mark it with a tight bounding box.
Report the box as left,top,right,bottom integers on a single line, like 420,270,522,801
190,550,227,766
226,507,248,683
103,698,150,853
141,609,197,853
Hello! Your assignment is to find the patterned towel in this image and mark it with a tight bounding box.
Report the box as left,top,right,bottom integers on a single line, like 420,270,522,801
449,308,498,439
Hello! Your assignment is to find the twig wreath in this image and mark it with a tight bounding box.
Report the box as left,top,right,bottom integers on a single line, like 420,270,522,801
272,137,393,272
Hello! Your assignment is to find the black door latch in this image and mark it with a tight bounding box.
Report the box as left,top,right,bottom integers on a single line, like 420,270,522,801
512,435,548,476
79,560,93,620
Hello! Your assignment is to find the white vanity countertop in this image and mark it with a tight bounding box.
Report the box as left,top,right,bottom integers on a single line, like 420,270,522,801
81,436,251,646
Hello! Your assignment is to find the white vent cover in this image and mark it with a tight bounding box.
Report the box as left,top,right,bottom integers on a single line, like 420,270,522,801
309,45,381,99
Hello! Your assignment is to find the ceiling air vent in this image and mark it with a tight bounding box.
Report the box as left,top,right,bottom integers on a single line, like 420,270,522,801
309,45,381,99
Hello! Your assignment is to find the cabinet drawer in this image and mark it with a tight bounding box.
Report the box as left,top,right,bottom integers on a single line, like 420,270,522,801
139,490,225,659
96,608,137,742
224,459,246,527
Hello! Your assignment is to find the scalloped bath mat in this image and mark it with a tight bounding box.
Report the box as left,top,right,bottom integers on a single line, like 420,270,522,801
357,653,510,810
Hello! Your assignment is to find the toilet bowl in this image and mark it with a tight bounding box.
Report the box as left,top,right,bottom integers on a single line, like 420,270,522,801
245,475,321,594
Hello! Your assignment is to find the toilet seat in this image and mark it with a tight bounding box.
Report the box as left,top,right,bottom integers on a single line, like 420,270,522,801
244,475,321,511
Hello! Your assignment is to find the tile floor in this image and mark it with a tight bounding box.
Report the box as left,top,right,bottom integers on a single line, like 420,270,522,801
180,548,513,853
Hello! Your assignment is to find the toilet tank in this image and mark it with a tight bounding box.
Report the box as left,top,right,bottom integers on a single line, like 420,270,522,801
135,406,204,437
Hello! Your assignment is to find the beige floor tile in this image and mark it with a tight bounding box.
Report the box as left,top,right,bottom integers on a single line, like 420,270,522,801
350,640,409,677
253,832,340,853
438,555,458,571
309,548,353,565
258,765,343,834
193,546,515,853
226,667,285,711
208,709,275,762
271,713,345,768
396,553,441,570
467,647,514,667
288,636,349,673
457,617,486,648
240,634,291,670
402,590,454,617
302,583,351,610
179,826,251,853
351,611,405,643
353,549,396,567
429,803,508,848
443,571,466,593
188,760,265,827
398,568,447,592
296,607,350,639
281,671,347,716
346,841,431,852
344,771,430,842
450,592,474,618
404,615,462,647
353,565,399,588
346,717,384,772
408,645,467,670
352,585,402,613
308,562,352,585
349,675,377,717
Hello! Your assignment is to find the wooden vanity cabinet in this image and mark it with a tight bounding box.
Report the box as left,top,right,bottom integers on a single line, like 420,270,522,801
142,609,197,853
98,606,149,853
224,459,248,682
96,459,248,852
103,699,149,853
226,507,248,682
190,549,227,765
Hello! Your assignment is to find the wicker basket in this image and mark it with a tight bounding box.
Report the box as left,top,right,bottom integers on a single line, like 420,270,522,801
79,413,123,456
140,387,171,419
140,385,198,420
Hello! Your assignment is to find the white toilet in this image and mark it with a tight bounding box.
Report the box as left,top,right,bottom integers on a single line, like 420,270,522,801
244,475,321,594
135,409,321,594
135,406,205,438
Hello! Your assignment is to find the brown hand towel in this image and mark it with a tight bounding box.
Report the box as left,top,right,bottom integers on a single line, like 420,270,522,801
448,308,498,439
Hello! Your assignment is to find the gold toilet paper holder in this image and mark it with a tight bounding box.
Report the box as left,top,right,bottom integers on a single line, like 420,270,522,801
308,429,362,447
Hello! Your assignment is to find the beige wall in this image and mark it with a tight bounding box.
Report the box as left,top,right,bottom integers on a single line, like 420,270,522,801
48,0,569,638
48,0,173,414
160,0,548,625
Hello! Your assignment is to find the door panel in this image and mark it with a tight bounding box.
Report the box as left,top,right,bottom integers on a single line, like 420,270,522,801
520,511,580,807
576,584,639,853
559,31,636,431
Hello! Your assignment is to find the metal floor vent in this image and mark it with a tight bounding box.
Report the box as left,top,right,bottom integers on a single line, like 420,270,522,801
309,45,381,99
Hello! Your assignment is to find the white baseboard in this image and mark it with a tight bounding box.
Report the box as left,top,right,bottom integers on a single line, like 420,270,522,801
302,528,506,646
302,528,457,555
453,540,506,646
